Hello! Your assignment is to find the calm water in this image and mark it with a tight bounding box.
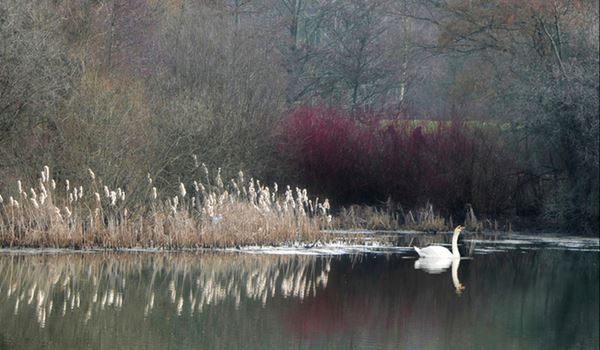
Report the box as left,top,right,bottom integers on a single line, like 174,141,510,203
0,237,598,349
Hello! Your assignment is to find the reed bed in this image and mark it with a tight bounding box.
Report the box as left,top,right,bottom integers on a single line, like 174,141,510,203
332,203,446,231
0,165,331,248
332,202,507,232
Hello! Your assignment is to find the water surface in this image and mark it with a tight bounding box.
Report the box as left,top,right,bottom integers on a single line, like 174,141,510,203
0,236,598,349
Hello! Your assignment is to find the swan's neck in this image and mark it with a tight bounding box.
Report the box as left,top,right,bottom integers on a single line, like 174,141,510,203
451,229,461,258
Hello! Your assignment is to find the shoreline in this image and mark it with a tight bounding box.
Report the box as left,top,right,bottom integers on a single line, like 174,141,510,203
2,230,598,254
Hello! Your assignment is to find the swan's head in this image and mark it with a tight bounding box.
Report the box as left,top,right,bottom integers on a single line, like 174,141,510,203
454,225,465,235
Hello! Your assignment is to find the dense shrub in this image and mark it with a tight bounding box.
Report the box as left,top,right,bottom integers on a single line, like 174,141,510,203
278,107,518,217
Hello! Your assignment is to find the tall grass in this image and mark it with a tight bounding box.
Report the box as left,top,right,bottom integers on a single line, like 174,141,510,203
0,164,331,248
332,203,447,232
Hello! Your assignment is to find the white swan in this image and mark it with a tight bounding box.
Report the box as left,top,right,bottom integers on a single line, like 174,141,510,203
414,225,464,258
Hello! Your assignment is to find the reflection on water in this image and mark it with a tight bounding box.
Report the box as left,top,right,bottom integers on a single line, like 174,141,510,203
414,257,453,274
414,258,466,294
0,249,598,350
451,259,465,294
0,253,330,328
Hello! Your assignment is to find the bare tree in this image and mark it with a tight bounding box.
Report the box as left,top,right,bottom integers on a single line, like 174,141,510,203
407,0,599,229
0,1,74,136
275,0,426,114
100,0,162,71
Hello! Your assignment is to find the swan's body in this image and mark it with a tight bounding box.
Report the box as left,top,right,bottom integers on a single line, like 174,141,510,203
414,226,464,259
414,245,454,258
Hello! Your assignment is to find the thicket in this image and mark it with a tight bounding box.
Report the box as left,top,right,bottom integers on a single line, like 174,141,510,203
277,107,518,219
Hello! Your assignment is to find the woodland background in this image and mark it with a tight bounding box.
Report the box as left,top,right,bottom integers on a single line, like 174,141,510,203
1,0,598,232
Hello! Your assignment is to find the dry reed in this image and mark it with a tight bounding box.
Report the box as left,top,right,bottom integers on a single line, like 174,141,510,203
0,164,331,248
332,202,447,232
331,201,505,232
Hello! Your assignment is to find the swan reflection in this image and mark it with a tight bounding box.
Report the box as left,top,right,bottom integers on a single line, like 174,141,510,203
414,257,452,274
452,258,465,294
0,253,331,328
414,257,465,294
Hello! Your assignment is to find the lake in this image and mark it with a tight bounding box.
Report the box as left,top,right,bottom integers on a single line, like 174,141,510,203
0,234,598,349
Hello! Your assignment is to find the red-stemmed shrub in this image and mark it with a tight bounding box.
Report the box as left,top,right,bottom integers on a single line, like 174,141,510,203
277,107,517,217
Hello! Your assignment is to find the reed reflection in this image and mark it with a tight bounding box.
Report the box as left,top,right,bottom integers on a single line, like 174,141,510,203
0,250,597,350
0,252,331,328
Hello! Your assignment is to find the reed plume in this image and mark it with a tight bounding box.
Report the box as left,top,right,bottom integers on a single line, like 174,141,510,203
0,165,330,248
